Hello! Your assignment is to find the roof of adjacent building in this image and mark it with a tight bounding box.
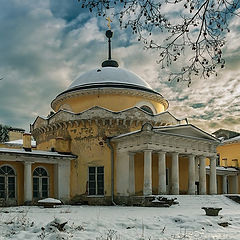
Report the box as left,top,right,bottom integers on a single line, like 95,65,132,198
5,139,36,147
212,129,240,140
0,147,76,159
222,135,240,144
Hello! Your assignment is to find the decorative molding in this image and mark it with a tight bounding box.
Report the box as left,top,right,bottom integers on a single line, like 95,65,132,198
51,88,168,111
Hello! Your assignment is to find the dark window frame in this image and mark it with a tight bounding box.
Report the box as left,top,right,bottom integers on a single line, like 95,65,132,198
33,167,49,199
0,165,16,199
88,166,104,196
140,105,154,114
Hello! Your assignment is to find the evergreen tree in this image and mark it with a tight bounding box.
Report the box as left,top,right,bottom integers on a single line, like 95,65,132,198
0,124,10,143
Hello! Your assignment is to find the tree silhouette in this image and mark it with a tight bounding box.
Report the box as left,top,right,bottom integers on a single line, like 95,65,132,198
0,124,10,143
78,0,240,85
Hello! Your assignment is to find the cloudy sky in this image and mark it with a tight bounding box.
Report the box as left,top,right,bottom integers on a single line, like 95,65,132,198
0,0,239,134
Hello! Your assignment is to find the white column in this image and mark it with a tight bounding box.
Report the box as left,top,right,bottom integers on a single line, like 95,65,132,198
188,154,195,195
56,161,71,202
210,156,217,194
143,150,152,195
129,152,135,195
158,151,166,194
232,175,238,194
171,152,179,195
24,162,32,203
199,156,206,195
222,175,228,194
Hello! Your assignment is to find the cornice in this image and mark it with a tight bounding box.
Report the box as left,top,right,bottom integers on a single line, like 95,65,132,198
31,107,179,137
51,88,169,111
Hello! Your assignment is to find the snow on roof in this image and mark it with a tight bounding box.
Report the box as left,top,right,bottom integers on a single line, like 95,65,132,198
112,124,219,142
0,148,75,158
206,166,238,172
154,124,219,141
5,139,36,147
222,135,240,144
112,129,141,139
68,67,152,91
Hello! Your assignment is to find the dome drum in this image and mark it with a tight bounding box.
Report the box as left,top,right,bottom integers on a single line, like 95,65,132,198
51,67,168,113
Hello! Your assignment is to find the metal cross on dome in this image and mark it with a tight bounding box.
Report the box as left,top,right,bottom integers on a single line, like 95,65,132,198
106,17,112,29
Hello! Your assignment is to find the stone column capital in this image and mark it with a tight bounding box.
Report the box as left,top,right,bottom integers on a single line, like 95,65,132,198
157,150,166,155
24,161,33,165
171,152,179,157
188,154,196,160
199,155,206,161
128,152,135,157
143,149,153,153
188,154,196,157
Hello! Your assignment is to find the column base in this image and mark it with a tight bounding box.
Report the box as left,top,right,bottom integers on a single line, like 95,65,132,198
24,200,33,206
171,185,179,195
143,189,152,196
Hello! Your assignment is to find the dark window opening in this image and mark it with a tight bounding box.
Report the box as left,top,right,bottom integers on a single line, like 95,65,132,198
88,166,104,196
216,154,220,166
0,165,16,199
166,168,169,186
140,105,154,114
33,167,49,199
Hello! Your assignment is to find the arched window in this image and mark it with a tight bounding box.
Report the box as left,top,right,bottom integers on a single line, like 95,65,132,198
33,167,49,199
0,165,16,199
140,105,154,114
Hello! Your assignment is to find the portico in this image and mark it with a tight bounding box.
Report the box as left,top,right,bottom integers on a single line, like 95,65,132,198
113,123,220,197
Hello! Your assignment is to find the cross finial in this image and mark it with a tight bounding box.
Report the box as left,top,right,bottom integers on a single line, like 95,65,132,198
106,17,112,29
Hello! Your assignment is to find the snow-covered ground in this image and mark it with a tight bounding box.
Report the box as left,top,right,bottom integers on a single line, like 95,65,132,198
0,195,240,240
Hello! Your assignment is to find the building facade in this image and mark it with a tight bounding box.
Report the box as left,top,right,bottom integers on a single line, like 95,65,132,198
0,32,239,206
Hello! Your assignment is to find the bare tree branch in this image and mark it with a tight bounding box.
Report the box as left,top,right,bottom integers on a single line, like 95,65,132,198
78,0,240,85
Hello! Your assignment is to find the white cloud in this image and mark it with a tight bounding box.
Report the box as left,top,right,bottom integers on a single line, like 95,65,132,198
0,0,239,135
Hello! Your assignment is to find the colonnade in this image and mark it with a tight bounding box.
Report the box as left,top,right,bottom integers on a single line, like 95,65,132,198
128,150,218,195
222,174,238,194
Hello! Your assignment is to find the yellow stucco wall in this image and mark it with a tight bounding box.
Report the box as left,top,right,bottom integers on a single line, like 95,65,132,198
55,94,165,114
8,131,23,141
134,153,144,195
36,121,141,198
217,143,240,167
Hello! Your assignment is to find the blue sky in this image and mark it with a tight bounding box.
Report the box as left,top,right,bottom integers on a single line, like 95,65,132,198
0,0,239,134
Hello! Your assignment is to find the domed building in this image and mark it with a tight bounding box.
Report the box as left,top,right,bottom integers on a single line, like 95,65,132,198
0,30,238,206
